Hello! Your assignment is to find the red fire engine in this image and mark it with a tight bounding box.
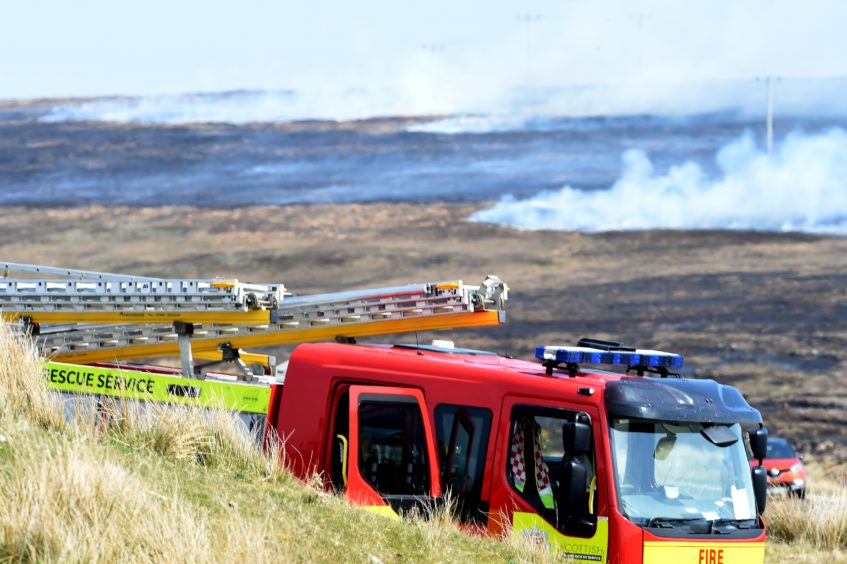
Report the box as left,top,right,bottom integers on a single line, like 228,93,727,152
3,262,771,563
267,339,770,563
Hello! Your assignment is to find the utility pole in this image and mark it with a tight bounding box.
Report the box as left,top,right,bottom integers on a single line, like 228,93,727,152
516,14,541,82
766,77,774,156
758,76,780,156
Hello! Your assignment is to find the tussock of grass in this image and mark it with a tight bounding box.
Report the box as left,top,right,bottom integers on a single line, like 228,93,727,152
0,323,522,562
0,325,64,431
766,485,847,551
0,430,216,562
104,399,267,471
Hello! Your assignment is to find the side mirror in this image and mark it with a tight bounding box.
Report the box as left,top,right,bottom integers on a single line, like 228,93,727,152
562,421,592,455
557,457,588,512
748,427,768,463
751,465,767,514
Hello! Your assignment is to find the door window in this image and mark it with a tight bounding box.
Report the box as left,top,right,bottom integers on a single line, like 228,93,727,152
358,397,430,496
434,404,492,524
508,405,597,537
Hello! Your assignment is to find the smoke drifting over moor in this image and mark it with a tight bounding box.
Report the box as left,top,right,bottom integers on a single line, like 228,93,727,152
471,128,847,234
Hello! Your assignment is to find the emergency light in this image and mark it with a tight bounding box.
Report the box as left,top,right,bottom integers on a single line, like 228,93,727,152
535,345,684,369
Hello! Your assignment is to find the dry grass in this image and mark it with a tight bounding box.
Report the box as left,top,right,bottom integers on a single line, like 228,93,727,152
0,323,270,562
103,399,271,473
0,325,64,431
763,462,847,562
0,431,217,562
0,322,520,562
766,484,847,551
766,541,847,564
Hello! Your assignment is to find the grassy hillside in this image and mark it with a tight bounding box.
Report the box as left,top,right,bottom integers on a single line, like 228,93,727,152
1,324,846,561
0,324,530,562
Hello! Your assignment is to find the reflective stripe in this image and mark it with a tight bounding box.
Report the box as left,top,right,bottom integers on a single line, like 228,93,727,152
643,541,764,564
513,512,609,562
43,361,271,414
336,434,349,487
363,506,400,519
588,476,596,514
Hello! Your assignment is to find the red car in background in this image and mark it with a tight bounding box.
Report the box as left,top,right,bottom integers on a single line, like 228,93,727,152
758,437,807,498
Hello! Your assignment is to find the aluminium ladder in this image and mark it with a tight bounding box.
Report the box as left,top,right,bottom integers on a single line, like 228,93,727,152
1,262,508,379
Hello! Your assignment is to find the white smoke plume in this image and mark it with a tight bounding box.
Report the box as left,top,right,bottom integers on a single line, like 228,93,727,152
469,128,847,234
37,77,847,125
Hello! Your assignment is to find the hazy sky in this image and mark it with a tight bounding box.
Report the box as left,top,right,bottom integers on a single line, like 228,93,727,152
2,0,846,99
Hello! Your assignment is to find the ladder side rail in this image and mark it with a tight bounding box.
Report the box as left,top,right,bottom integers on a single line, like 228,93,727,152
277,289,471,315
0,280,281,312
0,279,272,298
1,276,281,295
280,283,431,307
278,281,479,309
1,262,164,282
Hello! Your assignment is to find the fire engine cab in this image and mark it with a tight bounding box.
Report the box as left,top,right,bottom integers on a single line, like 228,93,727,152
268,338,770,564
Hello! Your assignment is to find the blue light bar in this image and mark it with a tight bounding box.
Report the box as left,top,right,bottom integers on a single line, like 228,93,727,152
535,345,684,369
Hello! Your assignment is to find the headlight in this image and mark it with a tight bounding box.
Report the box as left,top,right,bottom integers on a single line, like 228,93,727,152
790,463,804,473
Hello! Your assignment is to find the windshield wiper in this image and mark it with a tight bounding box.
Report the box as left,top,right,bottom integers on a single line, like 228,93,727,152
645,517,707,529
646,517,750,534
712,518,758,529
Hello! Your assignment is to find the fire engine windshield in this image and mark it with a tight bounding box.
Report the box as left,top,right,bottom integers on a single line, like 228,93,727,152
609,418,757,526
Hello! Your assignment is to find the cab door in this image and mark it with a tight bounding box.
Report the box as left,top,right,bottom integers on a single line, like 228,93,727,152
491,397,609,562
342,385,441,515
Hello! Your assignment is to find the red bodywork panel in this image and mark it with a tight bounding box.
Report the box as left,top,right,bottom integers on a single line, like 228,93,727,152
268,342,610,486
